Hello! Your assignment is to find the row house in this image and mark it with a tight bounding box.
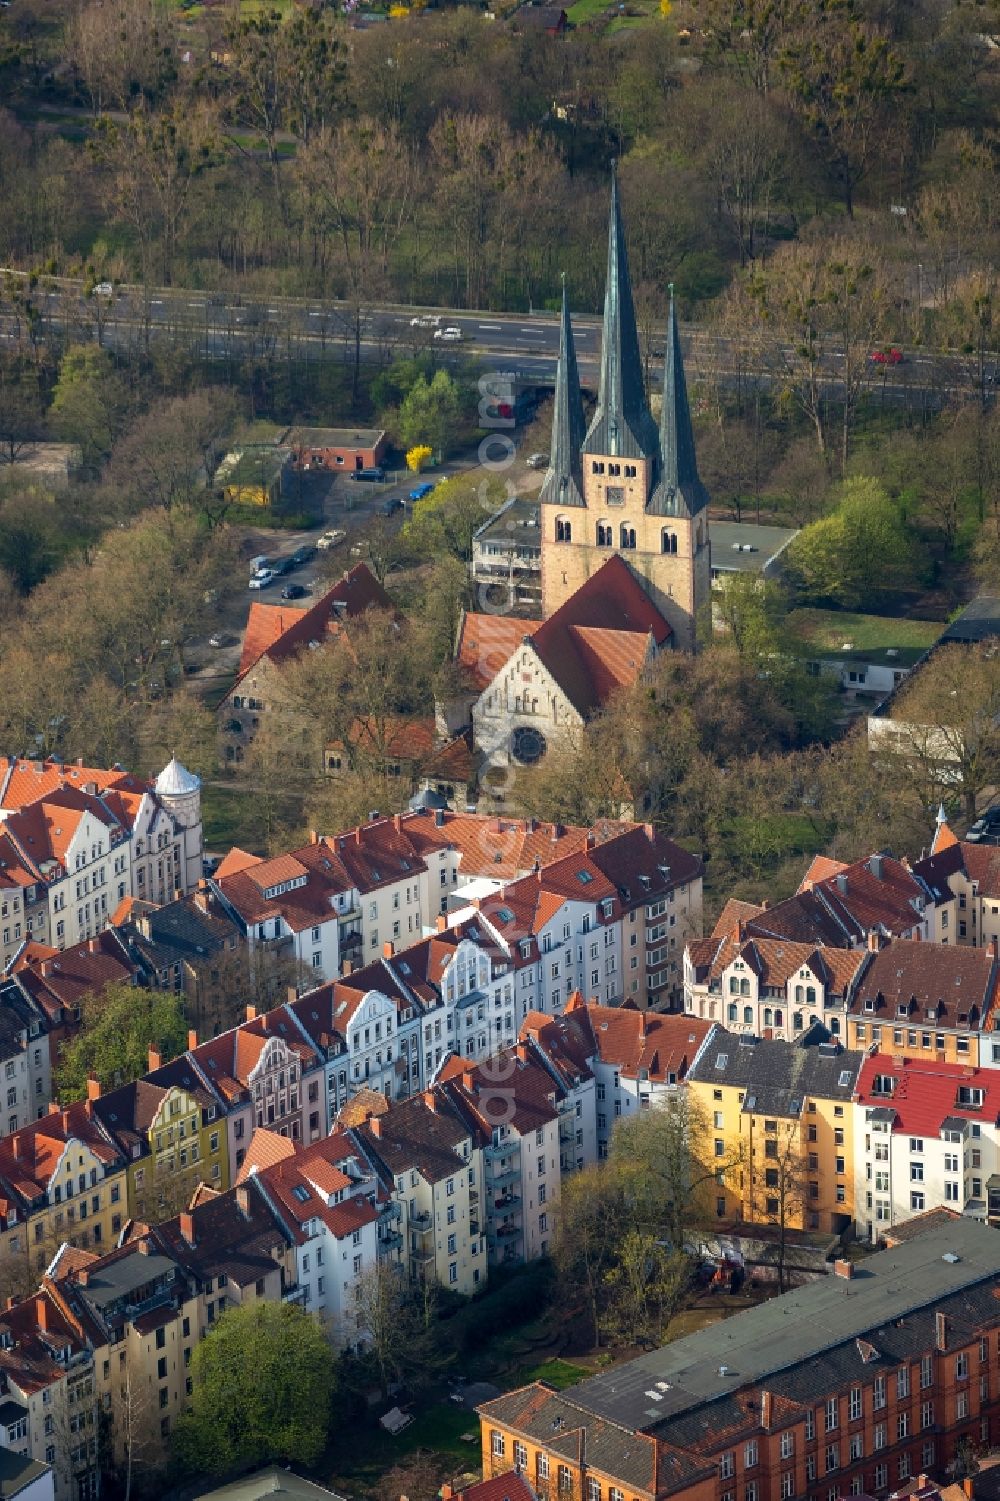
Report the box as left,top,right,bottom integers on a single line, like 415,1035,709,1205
0,1100,127,1303
730,852,933,955
844,938,1000,1066
10,931,140,1081
515,1006,598,1174
543,998,715,1160
0,982,50,1139
352,1090,486,1295
140,1179,296,1330
439,1046,563,1267
686,1029,864,1235
46,1236,202,1477
0,1284,99,1501
92,1067,228,1223
914,815,1000,955
853,1053,1000,1240
178,1005,322,1178
684,933,867,1044
478,1217,1000,1501
210,846,352,987
236,1129,381,1338
0,756,203,953
115,885,247,1041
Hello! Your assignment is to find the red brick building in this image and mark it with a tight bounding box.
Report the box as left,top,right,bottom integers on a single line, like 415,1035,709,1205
479,1219,1000,1501
283,426,389,473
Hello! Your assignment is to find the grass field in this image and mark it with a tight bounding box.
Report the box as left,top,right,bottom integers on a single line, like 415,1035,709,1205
200,780,306,854
515,1358,587,1389
325,1400,479,1493
567,0,611,23
786,607,943,655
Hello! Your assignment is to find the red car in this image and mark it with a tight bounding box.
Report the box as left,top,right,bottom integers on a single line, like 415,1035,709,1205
870,347,904,365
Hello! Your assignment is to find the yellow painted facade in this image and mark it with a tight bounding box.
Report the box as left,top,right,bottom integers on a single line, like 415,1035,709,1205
126,1086,229,1221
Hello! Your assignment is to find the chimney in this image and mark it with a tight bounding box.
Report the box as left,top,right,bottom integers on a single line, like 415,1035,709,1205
40,960,53,977
246,1005,257,1022
935,1311,947,1351
383,941,395,959
148,1046,162,1072
179,1211,195,1246
10,1135,19,1160
342,961,354,977
47,1102,60,1116
989,938,999,961
394,815,402,833
461,1070,475,1093
368,1115,381,1138
868,931,881,953
436,915,448,933
834,1259,854,1280
187,1029,198,1051
193,890,209,914
434,808,445,828
61,1110,70,1135
422,1089,437,1113
870,855,883,880
86,1075,101,1102
515,1043,529,1063
197,878,207,891
310,830,320,845
286,986,299,1005
35,1296,48,1331
586,830,596,849
87,938,99,954
441,1487,454,1501
78,1268,89,1287
761,1391,772,1429
235,1185,251,1219
964,1480,975,1499
836,874,848,895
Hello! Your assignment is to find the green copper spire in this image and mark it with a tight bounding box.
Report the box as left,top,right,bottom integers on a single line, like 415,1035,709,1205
540,275,585,508
582,164,658,462
648,289,708,518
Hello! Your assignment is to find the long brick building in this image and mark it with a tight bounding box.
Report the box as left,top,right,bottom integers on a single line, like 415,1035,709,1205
479,1218,1000,1501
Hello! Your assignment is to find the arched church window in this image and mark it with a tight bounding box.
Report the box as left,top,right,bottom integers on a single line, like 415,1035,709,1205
556,517,572,543
662,530,678,555
620,524,636,550
597,522,612,547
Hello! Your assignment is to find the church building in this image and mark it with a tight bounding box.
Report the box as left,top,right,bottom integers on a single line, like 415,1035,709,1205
539,170,711,652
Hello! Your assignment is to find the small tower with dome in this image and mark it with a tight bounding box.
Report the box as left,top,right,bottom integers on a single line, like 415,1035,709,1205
155,756,204,892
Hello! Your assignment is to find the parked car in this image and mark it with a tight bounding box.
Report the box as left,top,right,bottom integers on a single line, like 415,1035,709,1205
525,452,549,469
249,554,271,574
409,482,434,501
290,545,316,566
410,314,441,328
272,556,294,576
316,529,347,550
870,347,905,365
351,468,386,483
434,326,463,342
208,634,229,648
248,569,275,589
280,583,309,600
93,281,113,297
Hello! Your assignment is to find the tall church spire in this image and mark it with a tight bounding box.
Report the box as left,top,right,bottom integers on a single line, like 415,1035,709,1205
540,276,586,508
648,289,708,518
582,164,658,462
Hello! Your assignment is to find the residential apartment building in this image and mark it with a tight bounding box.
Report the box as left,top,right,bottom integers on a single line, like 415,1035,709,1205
93,1070,228,1221
844,938,1000,1065
353,1090,486,1294
438,1046,563,1266
0,981,51,1137
0,1099,128,1300
116,885,247,1040
0,1284,99,1501
478,1218,1000,1501
46,1236,202,1475
686,1030,864,1234
915,817,1000,955
236,1129,381,1338
0,756,203,952
854,1053,1000,1240
684,933,867,1044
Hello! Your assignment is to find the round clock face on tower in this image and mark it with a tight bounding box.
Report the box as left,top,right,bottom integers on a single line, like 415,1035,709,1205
511,726,547,765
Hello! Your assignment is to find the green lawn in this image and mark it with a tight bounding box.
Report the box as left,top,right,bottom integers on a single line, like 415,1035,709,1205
200,781,306,855
516,1358,587,1390
567,0,611,22
786,607,943,656
325,1401,479,1492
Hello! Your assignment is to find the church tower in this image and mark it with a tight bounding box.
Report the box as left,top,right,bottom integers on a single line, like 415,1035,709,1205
539,169,711,651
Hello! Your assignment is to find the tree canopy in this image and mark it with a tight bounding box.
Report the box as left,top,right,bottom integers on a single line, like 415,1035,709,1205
54,981,188,1102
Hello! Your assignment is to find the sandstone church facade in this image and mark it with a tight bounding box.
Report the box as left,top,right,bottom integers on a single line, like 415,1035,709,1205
539,170,711,653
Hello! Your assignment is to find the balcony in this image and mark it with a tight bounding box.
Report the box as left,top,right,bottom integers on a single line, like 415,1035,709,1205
379,1230,403,1252
485,1139,520,1161
410,1210,433,1231
494,1194,521,1211
490,1222,520,1241
282,1284,307,1305
559,1120,575,1144
487,1166,519,1190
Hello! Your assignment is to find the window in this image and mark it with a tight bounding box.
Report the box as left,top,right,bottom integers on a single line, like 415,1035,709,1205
662,529,678,555
850,1434,863,1462
873,1376,886,1410
515,1443,528,1471
956,1353,969,1380
492,1432,505,1458
744,1441,758,1469
874,1422,886,1451
558,1467,573,1494
555,517,572,543
780,1432,794,1460
896,1367,909,1399
825,1398,838,1432
957,1391,968,1419
824,1445,839,1474
921,1401,934,1430
920,1353,933,1388
849,1387,862,1421
720,1453,734,1479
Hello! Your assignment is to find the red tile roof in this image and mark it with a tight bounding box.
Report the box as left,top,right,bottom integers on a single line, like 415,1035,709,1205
565,998,714,1083
234,563,390,689
711,899,766,939
849,938,1000,1029
14,931,136,1023
457,613,541,693
855,1053,1000,1135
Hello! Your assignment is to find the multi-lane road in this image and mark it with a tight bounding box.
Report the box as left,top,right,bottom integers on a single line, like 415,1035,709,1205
0,271,985,400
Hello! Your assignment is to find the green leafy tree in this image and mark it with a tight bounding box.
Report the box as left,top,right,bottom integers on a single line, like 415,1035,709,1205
49,346,134,469
54,981,187,1101
402,476,502,562
174,1302,334,1476
783,476,921,610
398,370,464,460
